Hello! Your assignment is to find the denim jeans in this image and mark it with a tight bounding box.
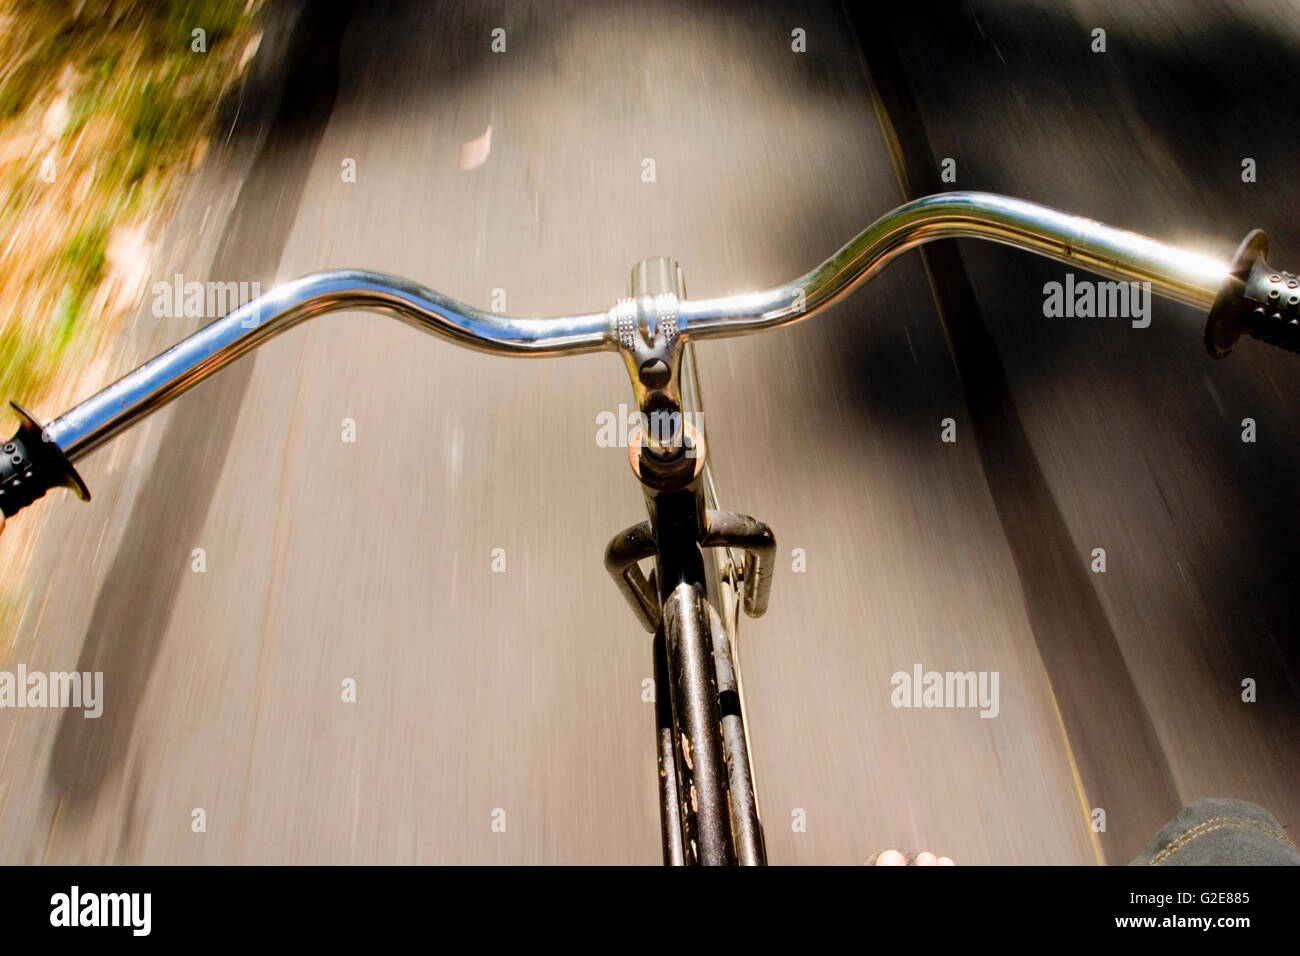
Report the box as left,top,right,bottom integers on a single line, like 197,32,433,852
1130,798,1300,866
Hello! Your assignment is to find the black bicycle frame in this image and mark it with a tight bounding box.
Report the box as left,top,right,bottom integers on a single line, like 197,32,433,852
606,475,769,864
654,489,735,864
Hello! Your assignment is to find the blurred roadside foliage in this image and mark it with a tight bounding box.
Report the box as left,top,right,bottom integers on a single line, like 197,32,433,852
0,0,264,414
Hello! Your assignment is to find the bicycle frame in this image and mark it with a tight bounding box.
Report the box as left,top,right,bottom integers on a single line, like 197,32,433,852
5,190,1269,865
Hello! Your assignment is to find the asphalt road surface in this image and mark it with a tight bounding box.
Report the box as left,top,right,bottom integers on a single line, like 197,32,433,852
2,0,1297,864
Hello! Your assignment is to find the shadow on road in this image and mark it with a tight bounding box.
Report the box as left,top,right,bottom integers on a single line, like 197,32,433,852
46,1,360,810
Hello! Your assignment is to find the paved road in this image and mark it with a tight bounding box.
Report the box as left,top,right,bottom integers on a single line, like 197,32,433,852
1,0,1296,864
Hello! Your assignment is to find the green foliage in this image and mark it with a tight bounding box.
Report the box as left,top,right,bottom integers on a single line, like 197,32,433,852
0,0,263,404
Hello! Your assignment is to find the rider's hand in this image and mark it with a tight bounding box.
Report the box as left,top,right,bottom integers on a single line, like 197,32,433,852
869,849,954,866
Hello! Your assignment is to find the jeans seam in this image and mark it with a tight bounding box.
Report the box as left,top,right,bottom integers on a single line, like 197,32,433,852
1148,816,1296,865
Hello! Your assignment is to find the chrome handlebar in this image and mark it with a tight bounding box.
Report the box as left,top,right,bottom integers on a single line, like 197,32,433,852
681,191,1227,339
42,191,1230,463
45,271,613,460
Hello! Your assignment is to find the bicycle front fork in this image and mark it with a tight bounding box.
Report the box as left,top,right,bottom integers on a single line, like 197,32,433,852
607,504,773,865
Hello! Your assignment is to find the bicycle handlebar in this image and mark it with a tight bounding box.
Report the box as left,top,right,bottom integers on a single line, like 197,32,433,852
44,270,613,462
682,192,1228,338
0,190,1289,519
1204,228,1300,357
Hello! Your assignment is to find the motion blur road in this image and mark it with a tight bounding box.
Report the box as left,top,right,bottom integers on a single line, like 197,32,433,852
2,0,1298,864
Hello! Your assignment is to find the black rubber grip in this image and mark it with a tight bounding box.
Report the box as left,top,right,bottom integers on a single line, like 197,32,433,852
0,403,89,518
1205,229,1300,357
